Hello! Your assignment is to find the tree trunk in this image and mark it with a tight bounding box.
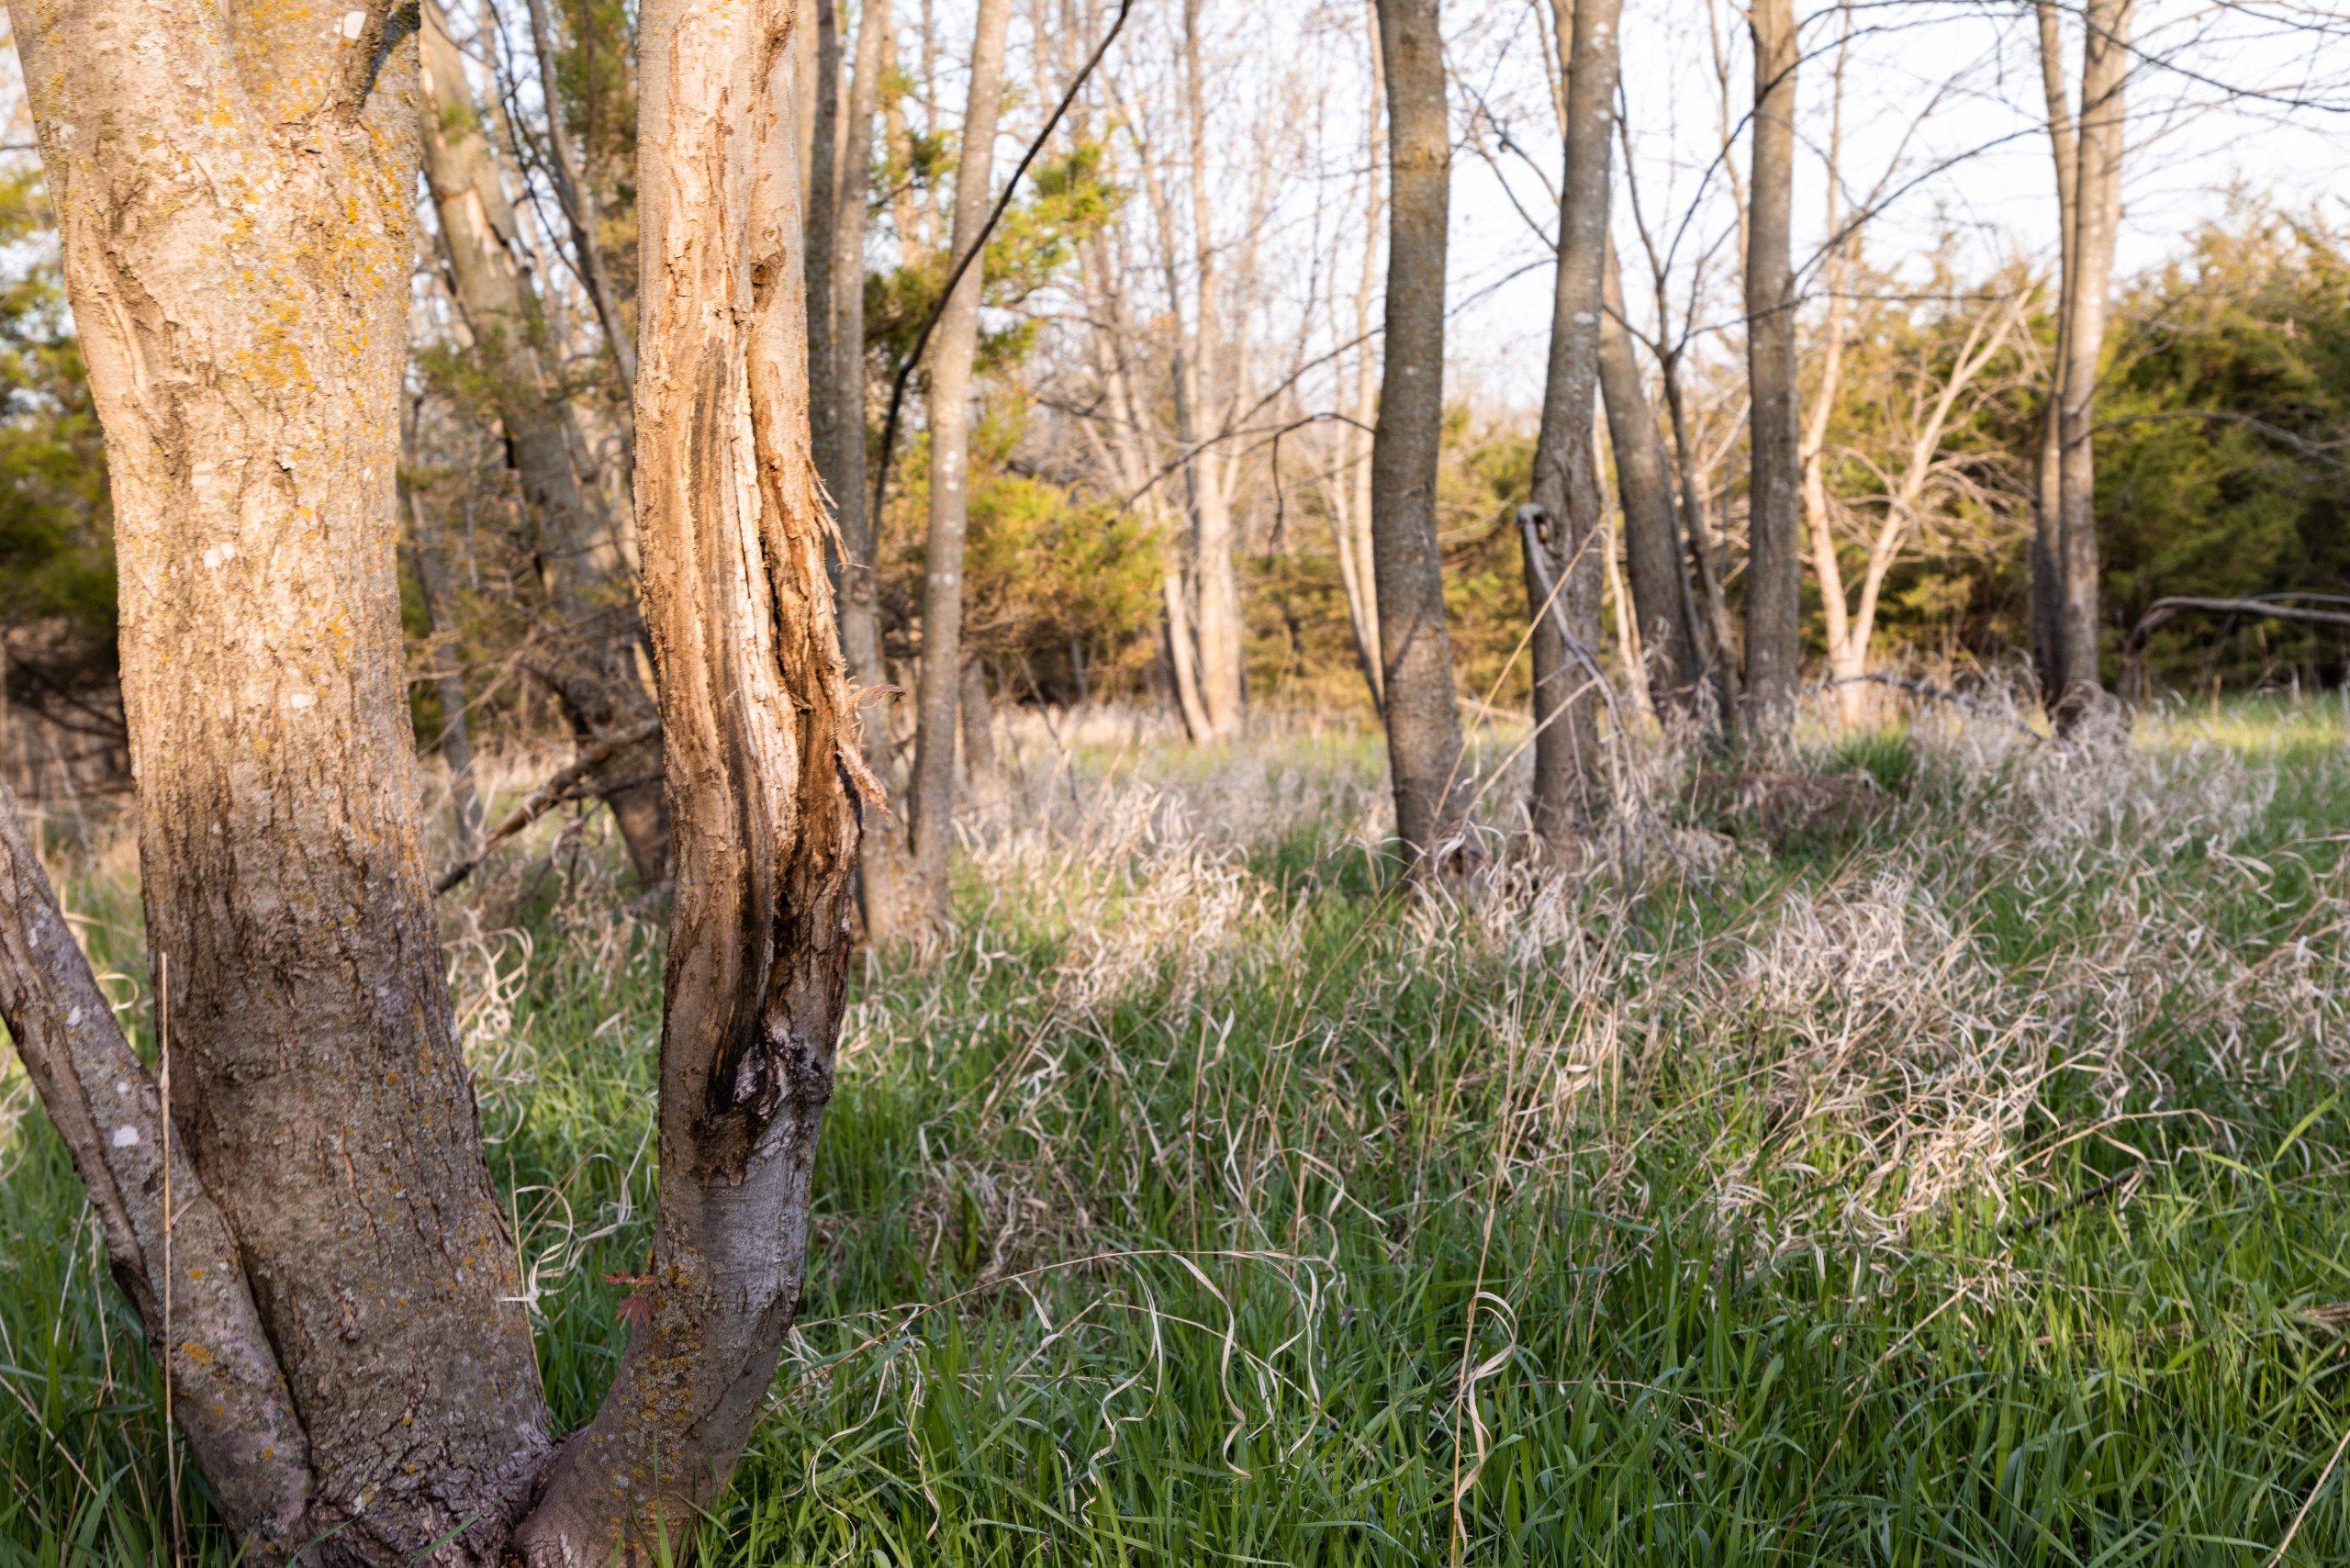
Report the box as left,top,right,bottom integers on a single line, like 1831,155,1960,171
14,6,552,1561
1598,242,1702,723
1524,0,1621,861
1181,0,1245,742
407,486,487,857
510,0,867,1555
2031,0,2078,709
908,0,1013,935
2054,0,2131,730
1347,31,1387,712
419,2,672,884
811,0,908,944
1371,0,1470,877
1742,0,1803,767
960,657,999,790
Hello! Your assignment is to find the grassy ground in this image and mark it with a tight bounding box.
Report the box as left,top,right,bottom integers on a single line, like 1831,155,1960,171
8,699,2350,1564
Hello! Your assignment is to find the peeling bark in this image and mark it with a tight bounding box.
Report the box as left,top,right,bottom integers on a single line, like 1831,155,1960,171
509,0,866,1556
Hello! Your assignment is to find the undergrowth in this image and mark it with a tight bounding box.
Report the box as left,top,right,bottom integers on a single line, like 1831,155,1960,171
6,699,2350,1564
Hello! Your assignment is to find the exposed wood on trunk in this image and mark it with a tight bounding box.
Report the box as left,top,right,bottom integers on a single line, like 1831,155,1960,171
15,4,554,1559
1742,0,1803,765
0,785,315,1557
909,0,1014,934
1371,0,1470,876
1524,0,1622,859
420,2,672,885
510,0,867,1554
2053,0,2132,731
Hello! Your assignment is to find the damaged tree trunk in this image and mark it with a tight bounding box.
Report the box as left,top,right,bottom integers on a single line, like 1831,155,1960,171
9,2,864,1563
509,0,867,1554
419,0,672,884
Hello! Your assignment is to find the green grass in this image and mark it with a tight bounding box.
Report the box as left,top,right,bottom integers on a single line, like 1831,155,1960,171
9,705,2350,1564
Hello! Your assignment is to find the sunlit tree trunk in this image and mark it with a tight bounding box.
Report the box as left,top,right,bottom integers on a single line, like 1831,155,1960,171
10,5,551,1560
1742,0,1802,766
511,0,867,1553
419,1,672,883
909,0,1013,933
1371,0,1470,875
1181,0,1246,741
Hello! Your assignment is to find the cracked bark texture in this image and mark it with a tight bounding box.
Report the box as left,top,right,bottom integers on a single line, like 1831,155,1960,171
509,0,866,1556
1371,0,1469,876
12,3,552,1562
1524,0,1621,859
418,1,671,885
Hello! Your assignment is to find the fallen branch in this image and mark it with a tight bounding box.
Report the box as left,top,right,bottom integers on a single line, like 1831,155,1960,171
433,719,662,896
2124,594,2350,657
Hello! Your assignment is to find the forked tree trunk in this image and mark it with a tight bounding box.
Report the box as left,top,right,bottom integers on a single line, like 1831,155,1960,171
1371,0,1471,876
510,0,867,1556
419,1,672,885
1598,241,1703,723
2031,0,2078,708
12,4,864,1563
1524,0,1622,860
2054,0,2132,731
1742,0,1803,766
909,0,1014,934
12,5,551,1561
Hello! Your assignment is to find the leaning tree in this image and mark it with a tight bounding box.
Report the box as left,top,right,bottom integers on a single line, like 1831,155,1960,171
1,2,863,1563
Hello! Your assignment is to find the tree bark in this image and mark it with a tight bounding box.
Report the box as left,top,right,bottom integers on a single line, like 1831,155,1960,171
1742,0,1803,766
2054,0,2131,730
1524,0,1621,859
909,0,1013,934
1598,242,1702,723
1181,0,1246,742
2031,0,2078,708
419,2,672,885
510,0,867,1556
822,0,911,946
15,5,553,1560
1371,0,1470,877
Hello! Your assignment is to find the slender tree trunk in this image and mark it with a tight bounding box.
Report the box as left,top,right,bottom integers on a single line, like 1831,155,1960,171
1662,344,1741,728
2031,0,2078,709
1524,0,1620,860
12,6,552,1561
909,0,1013,933
420,2,672,884
1349,33,1386,709
407,487,487,856
1371,0,1470,877
2054,0,2131,730
1598,242,1701,722
960,657,999,790
511,0,867,1555
1181,0,1245,741
1742,0,1802,766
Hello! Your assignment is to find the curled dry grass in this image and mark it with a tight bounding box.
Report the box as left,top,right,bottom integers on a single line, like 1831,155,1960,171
6,694,2350,1562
